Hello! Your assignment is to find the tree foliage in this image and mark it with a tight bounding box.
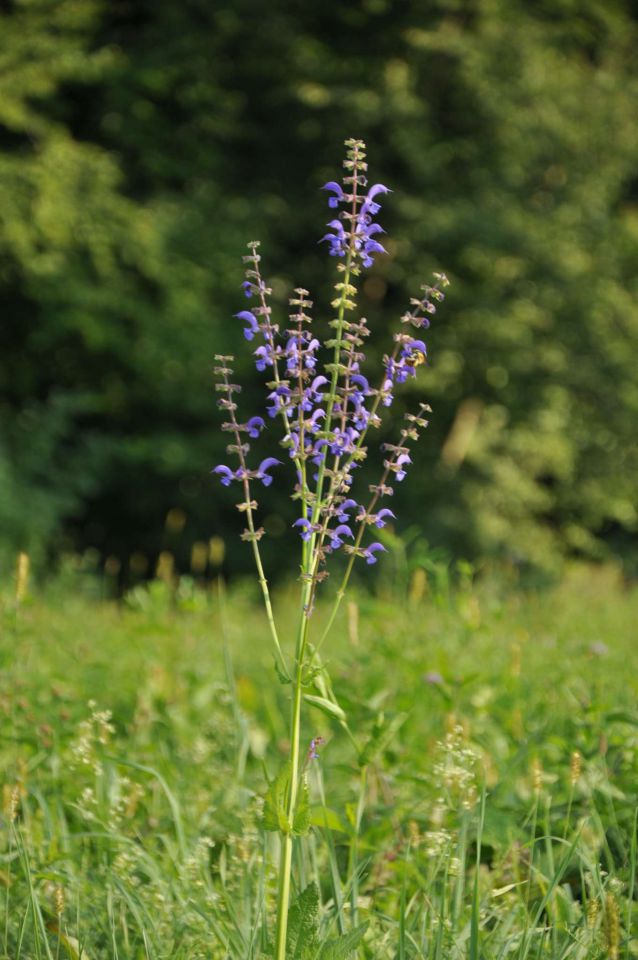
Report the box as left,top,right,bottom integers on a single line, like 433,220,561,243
1,0,637,576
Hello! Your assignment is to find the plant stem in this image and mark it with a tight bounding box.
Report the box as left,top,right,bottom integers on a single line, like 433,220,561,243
275,830,294,960
218,362,289,678
274,574,313,960
249,535,288,678
349,765,367,924
314,445,400,653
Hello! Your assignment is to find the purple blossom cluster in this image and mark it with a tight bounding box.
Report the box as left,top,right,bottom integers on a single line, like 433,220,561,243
320,181,389,268
212,138,448,597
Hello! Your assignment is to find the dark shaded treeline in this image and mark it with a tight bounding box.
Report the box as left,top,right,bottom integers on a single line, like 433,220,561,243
1,0,637,580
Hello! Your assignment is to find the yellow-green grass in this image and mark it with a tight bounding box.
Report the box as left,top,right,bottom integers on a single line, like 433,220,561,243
1,563,637,958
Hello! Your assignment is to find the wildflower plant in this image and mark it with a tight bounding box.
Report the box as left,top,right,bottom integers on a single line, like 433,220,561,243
212,138,449,958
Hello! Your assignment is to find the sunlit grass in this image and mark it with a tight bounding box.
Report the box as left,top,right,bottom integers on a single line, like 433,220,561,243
1,562,637,957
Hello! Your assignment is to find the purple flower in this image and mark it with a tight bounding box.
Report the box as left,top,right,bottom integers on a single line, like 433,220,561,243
235,310,260,341
305,338,321,370
337,498,358,522
308,736,325,760
361,542,386,565
256,457,281,486
321,181,345,208
241,280,253,298
328,426,358,456
350,373,370,395
212,465,236,487
308,408,325,432
395,453,411,482
361,239,387,269
283,429,300,458
254,345,273,372
310,375,328,395
293,518,313,541
310,438,328,467
423,671,444,686
353,410,370,431
329,524,354,550
319,219,347,257
374,508,395,528
266,384,292,418
286,337,300,375
381,377,394,407
301,375,328,413
361,183,391,217
246,416,265,439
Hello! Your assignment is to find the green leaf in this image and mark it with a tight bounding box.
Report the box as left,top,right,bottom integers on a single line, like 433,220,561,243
309,806,348,833
262,764,291,833
317,923,368,959
287,883,320,959
293,778,311,836
44,925,92,960
263,767,311,835
303,694,346,723
275,660,292,685
300,662,322,687
604,710,638,726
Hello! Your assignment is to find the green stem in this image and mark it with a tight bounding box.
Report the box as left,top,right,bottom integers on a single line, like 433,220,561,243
249,535,288,678
275,831,294,960
316,580,351,653
218,362,289,679
275,575,313,960
349,765,367,924
314,446,399,653
4,823,12,955
309,258,353,537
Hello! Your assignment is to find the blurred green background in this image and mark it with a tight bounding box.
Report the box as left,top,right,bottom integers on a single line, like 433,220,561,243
1,0,637,583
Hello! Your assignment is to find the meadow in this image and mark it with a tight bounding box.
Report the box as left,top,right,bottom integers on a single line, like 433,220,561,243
1,560,637,958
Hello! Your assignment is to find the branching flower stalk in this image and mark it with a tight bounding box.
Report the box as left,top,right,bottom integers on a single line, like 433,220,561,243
212,358,287,677
211,138,449,958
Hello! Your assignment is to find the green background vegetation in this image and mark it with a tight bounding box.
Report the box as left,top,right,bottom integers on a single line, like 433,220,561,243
1,0,637,579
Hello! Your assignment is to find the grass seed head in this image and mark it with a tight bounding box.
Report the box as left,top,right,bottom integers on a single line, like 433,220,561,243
3,783,20,823
569,750,582,786
604,892,620,960
531,757,543,794
15,551,30,603
55,885,65,917
587,896,599,929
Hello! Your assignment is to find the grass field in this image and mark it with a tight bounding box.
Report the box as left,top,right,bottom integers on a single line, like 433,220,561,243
1,561,637,958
